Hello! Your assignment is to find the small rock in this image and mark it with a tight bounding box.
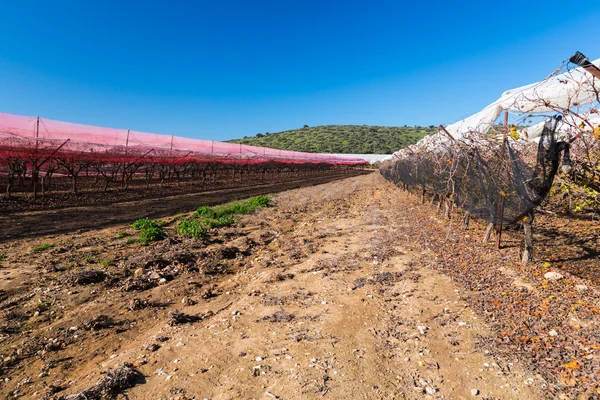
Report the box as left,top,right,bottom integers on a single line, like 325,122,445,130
458,321,467,327
255,356,263,362
575,284,588,291
148,271,161,280
69,326,78,331
471,388,479,396
544,271,564,281
417,325,428,335
548,330,558,337
158,278,167,285
425,386,437,395
134,268,146,277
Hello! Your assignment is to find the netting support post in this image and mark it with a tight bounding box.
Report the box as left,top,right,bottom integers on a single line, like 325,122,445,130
521,213,534,264
32,117,41,198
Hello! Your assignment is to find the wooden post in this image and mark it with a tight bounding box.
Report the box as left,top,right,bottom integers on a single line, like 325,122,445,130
495,195,505,249
33,117,41,198
521,213,534,264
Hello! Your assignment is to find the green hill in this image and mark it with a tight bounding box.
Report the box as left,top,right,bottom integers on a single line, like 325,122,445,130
227,125,436,154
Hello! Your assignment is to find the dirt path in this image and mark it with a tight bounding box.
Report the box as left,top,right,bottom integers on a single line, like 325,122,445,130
0,170,368,242
111,174,540,399
0,173,549,399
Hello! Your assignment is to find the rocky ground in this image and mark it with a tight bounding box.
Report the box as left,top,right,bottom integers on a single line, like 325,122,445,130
0,172,598,399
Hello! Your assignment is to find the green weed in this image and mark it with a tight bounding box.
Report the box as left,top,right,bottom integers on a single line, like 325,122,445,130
0,253,6,261
202,214,235,228
178,218,208,239
98,258,112,267
138,227,166,243
82,253,96,264
117,231,130,238
32,243,55,252
196,196,271,219
132,218,160,230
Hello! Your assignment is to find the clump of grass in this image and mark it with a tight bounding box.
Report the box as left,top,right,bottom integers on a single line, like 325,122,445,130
138,227,166,243
82,253,96,264
195,206,216,218
247,195,270,208
125,238,138,245
32,243,54,252
202,214,235,228
117,231,130,238
132,218,160,230
0,253,6,261
181,196,271,238
178,218,208,239
132,219,166,243
195,195,271,219
98,258,113,267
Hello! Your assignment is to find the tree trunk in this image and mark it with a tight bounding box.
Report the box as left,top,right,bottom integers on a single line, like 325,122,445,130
521,213,534,264
483,222,494,243
462,212,470,228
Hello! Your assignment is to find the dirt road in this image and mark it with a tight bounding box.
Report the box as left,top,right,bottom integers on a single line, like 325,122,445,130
1,173,545,399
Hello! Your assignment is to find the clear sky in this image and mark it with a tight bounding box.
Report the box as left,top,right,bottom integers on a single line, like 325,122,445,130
1,0,599,141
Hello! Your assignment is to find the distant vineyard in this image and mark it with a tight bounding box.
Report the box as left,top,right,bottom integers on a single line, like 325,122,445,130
0,113,366,202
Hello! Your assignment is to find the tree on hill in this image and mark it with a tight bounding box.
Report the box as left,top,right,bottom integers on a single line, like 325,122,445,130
227,125,436,154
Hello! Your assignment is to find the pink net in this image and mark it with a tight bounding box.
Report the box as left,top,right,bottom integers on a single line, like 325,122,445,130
0,112,366,166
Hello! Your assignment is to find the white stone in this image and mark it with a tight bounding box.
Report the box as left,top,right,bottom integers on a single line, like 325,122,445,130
425,387,437,395
548,330,558,337
471,388,480,396
543,271,564,280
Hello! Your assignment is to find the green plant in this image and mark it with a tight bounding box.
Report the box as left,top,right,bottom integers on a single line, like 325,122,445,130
202,214,235,228
32,243,54,252
82,253,96,264
178,218,208,239
98,258,112,267
0,253,6,261
125,238,138,245
117,231,130,238
35,300,50,312
247,195,270,208
196,206,216,218
138,227,166,243
132,218,160,230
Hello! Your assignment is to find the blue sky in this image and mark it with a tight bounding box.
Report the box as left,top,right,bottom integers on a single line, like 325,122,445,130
1,0,599,141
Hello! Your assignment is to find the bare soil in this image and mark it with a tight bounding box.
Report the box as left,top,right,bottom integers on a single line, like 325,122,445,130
1,172,595,399
0,170,368,242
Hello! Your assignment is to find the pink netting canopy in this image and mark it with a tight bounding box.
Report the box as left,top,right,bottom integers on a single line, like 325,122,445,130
0,112,366,166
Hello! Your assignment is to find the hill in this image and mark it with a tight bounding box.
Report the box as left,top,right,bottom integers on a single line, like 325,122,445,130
227,125,436,154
